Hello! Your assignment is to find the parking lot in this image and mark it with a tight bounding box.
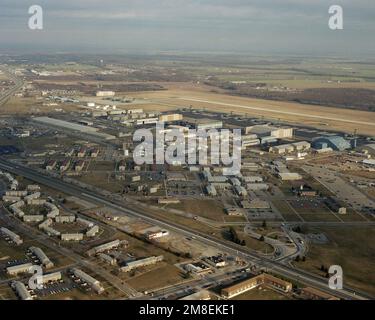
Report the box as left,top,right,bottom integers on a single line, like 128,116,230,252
35,279,74,297
166,181,203,197
303,165,375,216
246,208,281,221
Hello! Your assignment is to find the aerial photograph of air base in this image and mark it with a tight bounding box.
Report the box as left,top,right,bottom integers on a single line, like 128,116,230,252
0,0,374,305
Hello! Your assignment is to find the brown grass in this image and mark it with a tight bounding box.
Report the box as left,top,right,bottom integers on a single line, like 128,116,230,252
166,199,226,221
126,264,184,292
130,85,375,136
294,226,375,296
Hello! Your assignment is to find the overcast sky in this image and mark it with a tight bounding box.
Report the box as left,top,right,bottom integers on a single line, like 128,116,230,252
0,0,374,57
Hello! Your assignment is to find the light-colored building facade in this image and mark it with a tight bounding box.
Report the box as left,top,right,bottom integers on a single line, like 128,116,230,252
61,233,84,241
221,274,292,298
7,263,33,276
71,268,105,294
0,227,23,245
29,246,54,269
159,114,183,122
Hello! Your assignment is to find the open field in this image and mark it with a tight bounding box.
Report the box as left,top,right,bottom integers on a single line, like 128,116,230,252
148,209,222,239
273,198,367,223
3,67,375,135
0,239,28,261
1,54,375,301
130,85,375,136
0,135,75,158
287,199,340,222
0,73,9,81
300,213,340,223
227,79,375,90
272,200,302,222
77,172,123,194
1,97,80,115
294,226,375,296
166,199,226,221
234,230,274,254
34,80,165,95
89,161,115,172
193,59,375,111
142,207,267,253
126,263,184,292
223,216,247,223
0,284,16,300
338,213,367,222
343,170,375,180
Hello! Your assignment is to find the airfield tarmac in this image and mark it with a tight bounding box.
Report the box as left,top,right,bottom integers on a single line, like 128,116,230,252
130,84,375,136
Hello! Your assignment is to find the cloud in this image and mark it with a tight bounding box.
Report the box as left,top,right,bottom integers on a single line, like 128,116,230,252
0,0,374,56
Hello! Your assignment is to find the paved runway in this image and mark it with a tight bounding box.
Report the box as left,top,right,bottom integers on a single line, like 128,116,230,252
179,97,375,127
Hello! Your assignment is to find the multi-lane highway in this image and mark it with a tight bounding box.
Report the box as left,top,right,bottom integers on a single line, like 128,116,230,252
148,271,252,300
0,67,24,106
0,157,372,300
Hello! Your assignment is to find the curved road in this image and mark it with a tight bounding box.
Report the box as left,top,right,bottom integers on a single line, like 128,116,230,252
0,158,372,300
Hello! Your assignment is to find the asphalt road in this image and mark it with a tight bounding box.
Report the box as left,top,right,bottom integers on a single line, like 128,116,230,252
0,67,24,107
0,158,372,300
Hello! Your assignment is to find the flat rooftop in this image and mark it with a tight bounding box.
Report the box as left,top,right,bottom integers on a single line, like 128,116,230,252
33,116,99,132
33,117,116,140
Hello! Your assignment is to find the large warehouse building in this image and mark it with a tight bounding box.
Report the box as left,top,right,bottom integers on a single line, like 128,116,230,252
159,114,183,122
245,125,293,139
33,117,116,140
96,91,115,97
196,120,223,130
312,136,351,151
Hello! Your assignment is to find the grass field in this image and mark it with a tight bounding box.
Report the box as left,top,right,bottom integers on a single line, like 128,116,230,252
1,97,79,115
294,226,375,296
0,284,16,300
0,240,27,261
335,212,366,222
166,199,226,221
4,71,375,136
300,213,340,222
272,200,302,222
90,161,115,172
77,172,123,194
130,85,375,136
126,263,184,292
144,207,265,254
223,216,247,223
272,198,367,223
238,233,274,254
149,209,222,238
227,227,274,254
